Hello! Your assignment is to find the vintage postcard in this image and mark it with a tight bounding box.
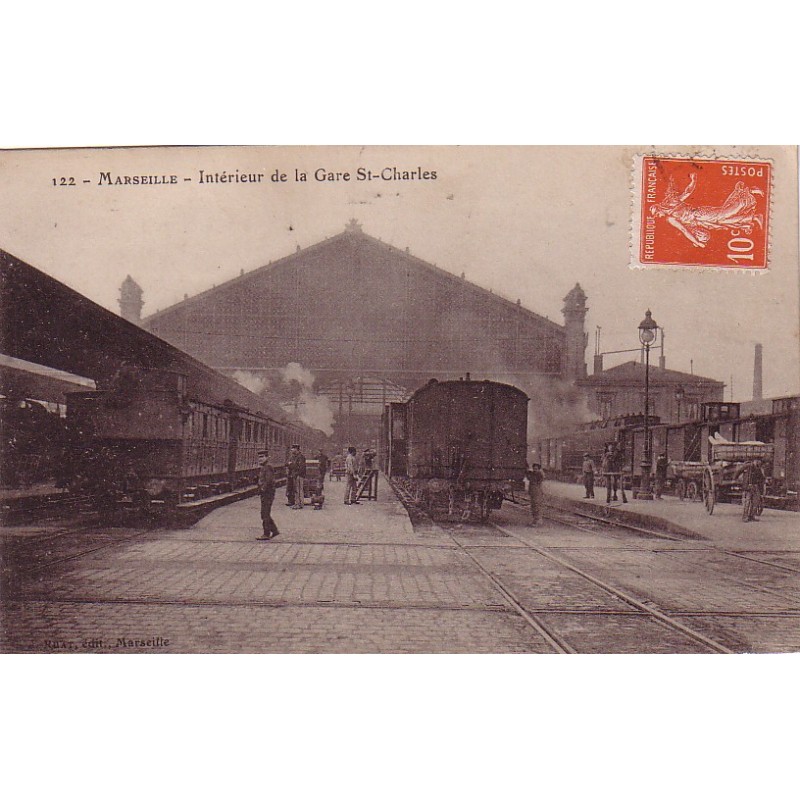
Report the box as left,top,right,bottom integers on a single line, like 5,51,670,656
1,145,798,654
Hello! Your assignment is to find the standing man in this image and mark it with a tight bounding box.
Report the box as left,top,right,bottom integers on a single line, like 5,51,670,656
602,444,615,504
289,444,306,510
344,446,360,505
582,451,596,499
255,449,280,541
611,443,628,504
317,449,329,484
363,447,375,471
527,462,545,525
654,453,669,500
285,449,295,507
736,460,766,522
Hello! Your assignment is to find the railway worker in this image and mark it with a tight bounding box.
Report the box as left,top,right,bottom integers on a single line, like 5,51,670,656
255,449,280,541
601,444,615,503
736,460,766,522
344,446,360,505
289,444,306,510
611,444,628,504
317,449,329,483
654,453,669,500
582,452,596,499
527,462,545,525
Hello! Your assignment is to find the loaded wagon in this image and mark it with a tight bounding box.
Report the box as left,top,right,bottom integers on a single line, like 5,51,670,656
700,440,775,517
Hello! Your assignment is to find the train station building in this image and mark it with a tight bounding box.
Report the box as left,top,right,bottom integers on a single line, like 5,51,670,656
578,360,725,423
140,221,590,445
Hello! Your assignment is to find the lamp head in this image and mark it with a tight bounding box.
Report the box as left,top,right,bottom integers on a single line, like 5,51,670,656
638,309,658,346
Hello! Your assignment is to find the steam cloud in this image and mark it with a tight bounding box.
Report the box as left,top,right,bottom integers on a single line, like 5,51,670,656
231,370,267,395
230,363,335,436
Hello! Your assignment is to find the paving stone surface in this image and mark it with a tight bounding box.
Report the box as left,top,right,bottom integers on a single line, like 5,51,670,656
2,475,799,653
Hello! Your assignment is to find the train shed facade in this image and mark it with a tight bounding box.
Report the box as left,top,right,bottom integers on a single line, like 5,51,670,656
142,222,587,392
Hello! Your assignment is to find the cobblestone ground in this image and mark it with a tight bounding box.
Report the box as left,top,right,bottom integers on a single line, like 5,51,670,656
2,478,799,653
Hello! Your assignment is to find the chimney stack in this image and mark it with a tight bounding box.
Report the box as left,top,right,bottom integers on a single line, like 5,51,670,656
753,343,763,400
593,354,604,374
658,328,666,370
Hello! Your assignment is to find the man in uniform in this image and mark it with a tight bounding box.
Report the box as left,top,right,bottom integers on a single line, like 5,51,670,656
654,452,669,499
317,449,329,483
582,452,596,499
736,459,766,522
255,449,280,541
527,462,545,525
344,446,360,505
289,444,306,510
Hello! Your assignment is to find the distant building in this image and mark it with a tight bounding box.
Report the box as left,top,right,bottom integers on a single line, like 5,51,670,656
119,275,144,324
578,361,724,423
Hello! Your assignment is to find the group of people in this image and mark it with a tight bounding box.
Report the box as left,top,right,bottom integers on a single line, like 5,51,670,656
580,443,630,504
255,444,331,541
255,444,376,539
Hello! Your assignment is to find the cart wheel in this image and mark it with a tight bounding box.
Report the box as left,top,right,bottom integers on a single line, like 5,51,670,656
702,467,716,515
677,479,687,501
687,480,699,502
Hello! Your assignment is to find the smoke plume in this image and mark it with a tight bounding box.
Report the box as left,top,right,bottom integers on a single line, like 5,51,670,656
231,370,267,395
277,362,335,435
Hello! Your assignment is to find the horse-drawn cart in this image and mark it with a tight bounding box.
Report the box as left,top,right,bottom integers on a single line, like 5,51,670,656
700,441,774,516
669,461,705,502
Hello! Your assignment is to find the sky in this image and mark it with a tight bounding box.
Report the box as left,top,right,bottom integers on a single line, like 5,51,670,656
1,145,798,401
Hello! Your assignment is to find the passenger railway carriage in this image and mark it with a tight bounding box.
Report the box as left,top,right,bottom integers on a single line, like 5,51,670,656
66,367,324,510
534,397,799,510
382,378,528,520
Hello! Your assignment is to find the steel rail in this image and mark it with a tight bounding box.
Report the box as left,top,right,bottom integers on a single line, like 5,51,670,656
488,519,734,653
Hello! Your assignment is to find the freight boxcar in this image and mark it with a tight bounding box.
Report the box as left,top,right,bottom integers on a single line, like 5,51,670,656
385,378,528,520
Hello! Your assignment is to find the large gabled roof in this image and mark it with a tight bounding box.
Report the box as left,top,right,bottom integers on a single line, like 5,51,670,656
143,223,565,334
579,360,724,387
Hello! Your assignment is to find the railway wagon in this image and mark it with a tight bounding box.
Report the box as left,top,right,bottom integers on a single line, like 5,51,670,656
379,401,407,478
534,397,798,510
65,367,324,510
387,378,528,520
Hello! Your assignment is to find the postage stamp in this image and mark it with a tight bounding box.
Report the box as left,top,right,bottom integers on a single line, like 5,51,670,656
631,155,772,270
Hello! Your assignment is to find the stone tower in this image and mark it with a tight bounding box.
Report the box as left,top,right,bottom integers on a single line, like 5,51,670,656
119,275,144,324
562,283,588,382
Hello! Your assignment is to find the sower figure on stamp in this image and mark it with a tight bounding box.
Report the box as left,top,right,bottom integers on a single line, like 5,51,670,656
582,452,596,499
527,462,545,525
255,449,280,541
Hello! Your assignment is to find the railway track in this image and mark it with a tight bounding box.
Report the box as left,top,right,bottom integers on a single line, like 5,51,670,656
390,479,794,653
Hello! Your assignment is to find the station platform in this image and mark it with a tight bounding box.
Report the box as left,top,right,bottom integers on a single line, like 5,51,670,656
0,482,66,502
544,480,799,550
191,471,415,542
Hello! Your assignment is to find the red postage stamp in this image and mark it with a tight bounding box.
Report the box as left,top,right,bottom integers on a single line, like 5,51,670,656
632,155,771,270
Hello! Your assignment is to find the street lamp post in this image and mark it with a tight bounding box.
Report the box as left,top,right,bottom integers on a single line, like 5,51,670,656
635,310,659,500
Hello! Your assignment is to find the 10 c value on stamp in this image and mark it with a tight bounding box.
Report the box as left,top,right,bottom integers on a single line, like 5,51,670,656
632,155,771,270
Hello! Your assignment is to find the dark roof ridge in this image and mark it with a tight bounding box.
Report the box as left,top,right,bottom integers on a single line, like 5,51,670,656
142,226,564,333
